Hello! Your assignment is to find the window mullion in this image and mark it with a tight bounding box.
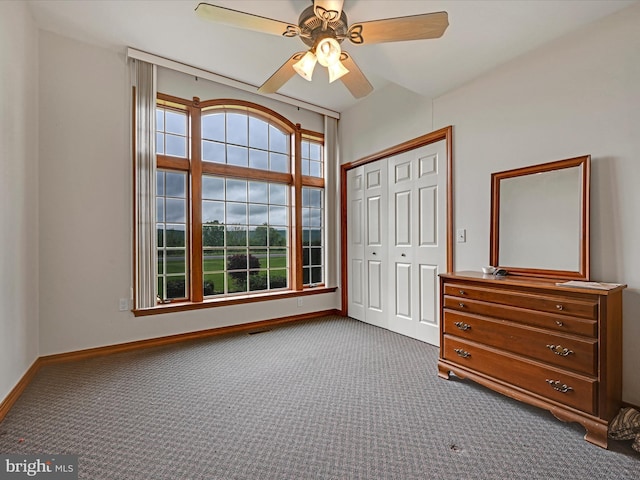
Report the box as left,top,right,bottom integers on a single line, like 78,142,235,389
190,100,204,302
293,125,303,291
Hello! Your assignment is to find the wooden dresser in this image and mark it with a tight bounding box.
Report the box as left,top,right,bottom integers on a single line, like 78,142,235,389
438,271,625,448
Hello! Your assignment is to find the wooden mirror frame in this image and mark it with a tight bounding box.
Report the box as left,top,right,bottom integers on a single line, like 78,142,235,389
490,155,590,280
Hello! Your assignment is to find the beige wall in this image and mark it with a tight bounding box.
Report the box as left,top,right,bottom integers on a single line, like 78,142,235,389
0,2,39,401
339,82,434,165
37,31,338,357
341,4,640,404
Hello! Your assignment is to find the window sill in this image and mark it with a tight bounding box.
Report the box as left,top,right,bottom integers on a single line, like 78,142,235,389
132,286,338,317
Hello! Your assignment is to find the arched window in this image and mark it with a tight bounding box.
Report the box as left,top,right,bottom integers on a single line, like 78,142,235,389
153,96,325,305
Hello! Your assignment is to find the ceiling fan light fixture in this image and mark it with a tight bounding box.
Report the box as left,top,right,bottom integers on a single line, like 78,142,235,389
327,60,349,83
315,37,342,67
196,1,448,98
293,51,317,81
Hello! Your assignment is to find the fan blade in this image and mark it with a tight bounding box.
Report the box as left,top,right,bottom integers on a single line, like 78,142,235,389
339,52,373,99
314,0,344,24
195,3,299,38
258,52,307,94
348,11,449,45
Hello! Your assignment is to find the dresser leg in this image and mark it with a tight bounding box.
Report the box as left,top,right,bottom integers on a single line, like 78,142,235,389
437,362,451,379
584,424,609,449
550,408,609,449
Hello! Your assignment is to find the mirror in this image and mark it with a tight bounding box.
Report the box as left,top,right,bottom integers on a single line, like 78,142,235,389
490,155,590,280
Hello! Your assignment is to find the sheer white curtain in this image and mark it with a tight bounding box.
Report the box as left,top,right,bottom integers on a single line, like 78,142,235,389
131,59,157,308
324,115,339,288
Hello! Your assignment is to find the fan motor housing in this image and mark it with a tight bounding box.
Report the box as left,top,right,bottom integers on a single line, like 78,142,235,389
297,5,349,47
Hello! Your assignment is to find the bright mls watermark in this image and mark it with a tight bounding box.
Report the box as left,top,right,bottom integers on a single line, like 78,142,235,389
0,455,77,479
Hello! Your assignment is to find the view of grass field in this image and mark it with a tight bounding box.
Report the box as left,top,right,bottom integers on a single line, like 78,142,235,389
157,221,321,299
159,253,288,275
158,250,289,298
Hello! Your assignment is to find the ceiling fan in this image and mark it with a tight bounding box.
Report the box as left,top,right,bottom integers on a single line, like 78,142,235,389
195,0,449,99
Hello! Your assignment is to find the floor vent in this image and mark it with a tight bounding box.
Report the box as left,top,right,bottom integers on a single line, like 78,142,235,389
247,329,272,335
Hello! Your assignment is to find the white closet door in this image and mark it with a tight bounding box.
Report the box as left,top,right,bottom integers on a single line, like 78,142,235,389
387,141,447,346
347,160,388,328
362,160,388,329
347,166,365,321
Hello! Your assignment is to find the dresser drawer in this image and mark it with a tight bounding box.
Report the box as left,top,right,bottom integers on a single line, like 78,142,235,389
444,283,597,320
443,296,597,337
443,310,597,376
443,336,597,414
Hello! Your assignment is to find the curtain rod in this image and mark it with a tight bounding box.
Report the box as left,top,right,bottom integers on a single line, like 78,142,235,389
127,48,340,120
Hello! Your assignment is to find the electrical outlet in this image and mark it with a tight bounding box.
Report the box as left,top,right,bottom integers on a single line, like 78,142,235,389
119,298,129,311
297,297,303,307
456,228,466,243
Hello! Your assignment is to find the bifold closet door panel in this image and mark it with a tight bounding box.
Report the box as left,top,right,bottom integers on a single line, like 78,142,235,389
347,166,365,321
346,160,388,329
362,160,388,329
387,141,447,346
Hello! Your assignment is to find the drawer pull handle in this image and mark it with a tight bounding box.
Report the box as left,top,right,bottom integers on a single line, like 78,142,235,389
556,304,564,311
454,321,471,331
458,302,466,308
546,344,574,357
459,289,466,295
454,348,471,358
546,379,573,393
555,321,564,327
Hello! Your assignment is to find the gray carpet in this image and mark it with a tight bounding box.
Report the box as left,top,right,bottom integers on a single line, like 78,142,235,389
0,315,638,479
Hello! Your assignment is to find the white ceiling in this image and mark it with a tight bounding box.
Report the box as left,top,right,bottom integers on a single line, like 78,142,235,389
27,0,638,113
